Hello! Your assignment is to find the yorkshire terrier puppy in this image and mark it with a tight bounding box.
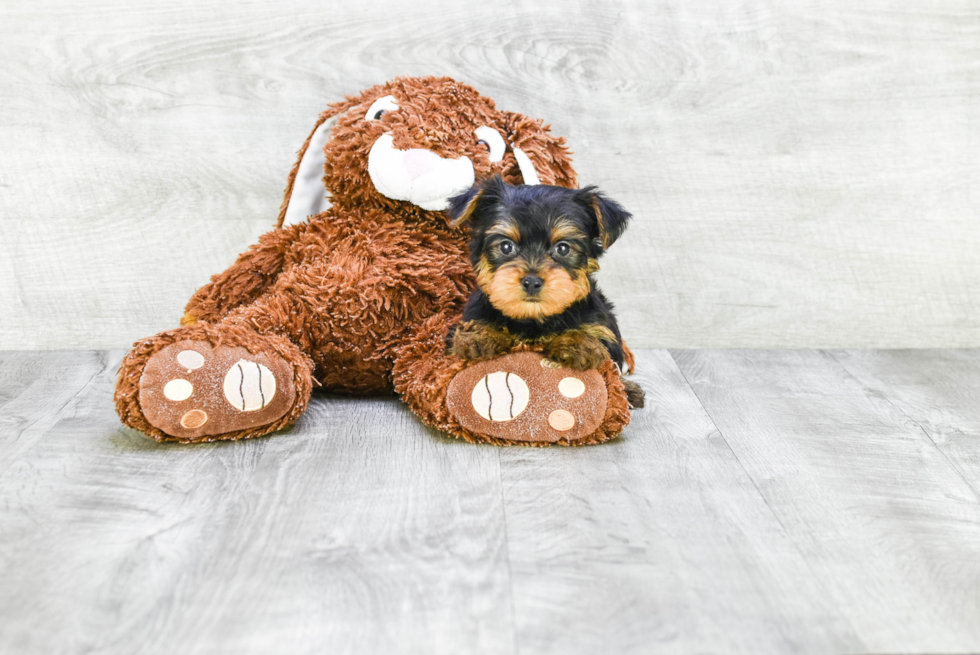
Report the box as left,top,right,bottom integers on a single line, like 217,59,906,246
446,176,644,408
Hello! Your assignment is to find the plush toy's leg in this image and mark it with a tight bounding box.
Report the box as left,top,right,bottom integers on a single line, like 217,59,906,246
115,322,314,443
392,315,632,446
182,221,309,326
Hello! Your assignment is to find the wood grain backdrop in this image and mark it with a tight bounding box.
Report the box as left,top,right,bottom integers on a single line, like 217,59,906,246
1,0,978,349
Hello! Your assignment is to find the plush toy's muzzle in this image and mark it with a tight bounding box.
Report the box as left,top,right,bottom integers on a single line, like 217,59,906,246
367,133,475,211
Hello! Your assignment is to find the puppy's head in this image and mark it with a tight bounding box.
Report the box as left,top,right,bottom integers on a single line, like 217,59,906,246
448,176,631,321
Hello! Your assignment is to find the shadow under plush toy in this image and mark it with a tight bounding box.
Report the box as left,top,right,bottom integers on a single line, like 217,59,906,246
114,76,637,446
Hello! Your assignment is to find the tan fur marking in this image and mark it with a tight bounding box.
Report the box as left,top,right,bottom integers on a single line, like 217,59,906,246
579,323,617,343
488,265,590,321
540,266,590,314
550,220,586,243
487,221,521,242
590,196,610,248
487,264,532,318
475,255,495,294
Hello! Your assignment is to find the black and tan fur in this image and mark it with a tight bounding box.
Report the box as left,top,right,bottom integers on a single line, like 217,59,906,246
447,176,644,408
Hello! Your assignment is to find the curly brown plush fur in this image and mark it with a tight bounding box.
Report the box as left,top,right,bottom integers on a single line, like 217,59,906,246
114,76,633,445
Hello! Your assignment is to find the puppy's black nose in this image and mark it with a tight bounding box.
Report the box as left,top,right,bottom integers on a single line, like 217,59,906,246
521,275,544,294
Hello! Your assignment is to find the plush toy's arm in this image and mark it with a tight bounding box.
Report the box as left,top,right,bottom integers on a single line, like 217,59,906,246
622,340,636,375
182,223,302,325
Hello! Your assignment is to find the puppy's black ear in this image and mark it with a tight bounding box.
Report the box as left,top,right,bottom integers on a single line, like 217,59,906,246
447,185,485,228
579,186,631,250
447,175,508,228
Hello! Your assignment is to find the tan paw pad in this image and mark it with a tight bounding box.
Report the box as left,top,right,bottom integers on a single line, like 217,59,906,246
548,409,576,431
180,409,208,429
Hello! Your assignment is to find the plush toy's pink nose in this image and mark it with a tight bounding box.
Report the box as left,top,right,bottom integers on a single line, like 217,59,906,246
403,149,440,180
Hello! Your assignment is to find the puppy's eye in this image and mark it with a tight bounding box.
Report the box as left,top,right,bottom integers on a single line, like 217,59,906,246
554,242,571,257
474,126,505,163
499,240,516,256
365,95,399,121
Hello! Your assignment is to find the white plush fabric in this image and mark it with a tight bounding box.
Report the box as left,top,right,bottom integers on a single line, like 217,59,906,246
368,133,475,211
512,146,540,185
474,126,505,163
281,115,338,227
364,95,399,120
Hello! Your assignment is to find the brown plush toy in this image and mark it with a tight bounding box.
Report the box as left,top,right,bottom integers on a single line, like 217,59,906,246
114,76,635,446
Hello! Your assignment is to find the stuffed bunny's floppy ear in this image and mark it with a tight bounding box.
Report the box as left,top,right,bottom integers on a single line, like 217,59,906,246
277,111,342,228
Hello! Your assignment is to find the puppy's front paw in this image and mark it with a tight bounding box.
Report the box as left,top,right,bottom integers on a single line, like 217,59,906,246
451,322,515,362
542,332,608,370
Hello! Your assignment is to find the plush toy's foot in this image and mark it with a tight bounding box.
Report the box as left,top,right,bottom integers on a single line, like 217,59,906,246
116,324,314,443
446,351,609,444
136,340,296,441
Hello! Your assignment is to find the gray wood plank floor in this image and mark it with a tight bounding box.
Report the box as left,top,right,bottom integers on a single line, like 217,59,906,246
2,349,979,654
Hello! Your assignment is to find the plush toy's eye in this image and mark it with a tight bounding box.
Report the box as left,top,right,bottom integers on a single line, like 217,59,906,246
365,95,399,121
499,239,516,256
474,126,505,163
554,242,571,257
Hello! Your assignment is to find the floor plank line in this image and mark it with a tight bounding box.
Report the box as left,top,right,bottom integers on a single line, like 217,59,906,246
495,448,521,655
826,349,980,503
669,349,829,560
0,350,115,475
